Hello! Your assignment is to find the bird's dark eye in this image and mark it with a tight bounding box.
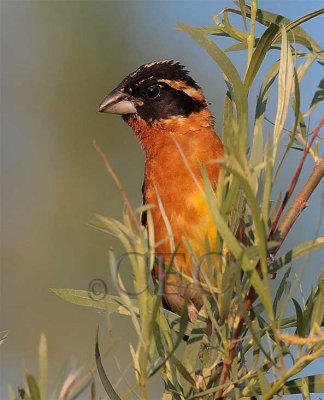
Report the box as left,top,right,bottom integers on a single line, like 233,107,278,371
145,85,160,99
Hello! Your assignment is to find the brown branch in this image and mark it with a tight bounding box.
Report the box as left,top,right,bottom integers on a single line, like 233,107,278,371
276,157,324,242
269,116,324,240
93,140,140,232
214,119,324,399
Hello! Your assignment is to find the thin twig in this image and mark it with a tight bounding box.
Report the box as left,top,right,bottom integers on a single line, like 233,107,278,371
93,140,140,232
276,157,324,242
215,118,324,399
269,116,324,240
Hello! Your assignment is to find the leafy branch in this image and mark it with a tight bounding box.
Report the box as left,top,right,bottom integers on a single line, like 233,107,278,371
216,152,324,399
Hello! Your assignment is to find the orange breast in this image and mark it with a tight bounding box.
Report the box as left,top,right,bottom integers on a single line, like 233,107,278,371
142,117,224,278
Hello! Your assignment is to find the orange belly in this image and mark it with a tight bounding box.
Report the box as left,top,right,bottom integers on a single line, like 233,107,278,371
140,116,224,315
145,158,221,314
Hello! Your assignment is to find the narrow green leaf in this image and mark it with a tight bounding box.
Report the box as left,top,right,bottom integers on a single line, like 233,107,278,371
283,375,324,394
257,369,271,395
304,78,324,117
52,286,197,336
222,90,235,151
301,377,311,400
310,278,324,329
187,374,254,399
250,61,279,188
225,41,248,52
95,328,122,400
235,258,277,369
292,298,304,337
284,8,324,39
273,26,294,161
238,0,247,30
303,288,316,336
171,355,196,387
201,167,243,258
244,23,279,91
148,294,163,344
108,250,145,347
251,319,261,370
231,3,324,55
148,308,189,378
181,325,205,395
273,267,291,315
274,67,303,182
50,288,138,316
244,375,324,396
222,10,248,42
261,138,273,224
220,164,274,317
178,25,230,37
178,23,248,151
270,238,324,273
25,373,41,400
153,322,181,393
219,260,236,323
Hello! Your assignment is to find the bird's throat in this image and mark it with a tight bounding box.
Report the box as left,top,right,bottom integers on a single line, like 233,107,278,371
125,108,216,154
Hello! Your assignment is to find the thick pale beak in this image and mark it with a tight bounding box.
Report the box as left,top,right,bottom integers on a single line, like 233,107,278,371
98,88,137,115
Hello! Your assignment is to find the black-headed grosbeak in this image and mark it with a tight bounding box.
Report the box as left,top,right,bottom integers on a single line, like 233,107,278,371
98,60,224,321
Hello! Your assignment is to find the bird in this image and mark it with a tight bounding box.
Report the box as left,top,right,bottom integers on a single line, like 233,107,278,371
98,60,224,321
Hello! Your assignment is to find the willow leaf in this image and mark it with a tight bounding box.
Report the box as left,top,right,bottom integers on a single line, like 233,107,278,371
304,78,324,118
273,267,291,315
310,278,324,329
201,168,243,258
51,288,198,337
148,308,189,379
182,25,230,37
25,373,41,400
244,23,279,92
172,355,196,387
178,23,248,151
270,237,324,273
231,3,323,55
238,0,247,30
250,61,279,190
181,326,205,395
50,288,138,316
222,10,248,42
283,375,324,395
243,374,324,396
292,298,304,337
95,328,122,400
273,27,294,161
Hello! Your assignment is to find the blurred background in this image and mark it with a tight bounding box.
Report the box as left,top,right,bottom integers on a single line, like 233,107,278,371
1,1,323,398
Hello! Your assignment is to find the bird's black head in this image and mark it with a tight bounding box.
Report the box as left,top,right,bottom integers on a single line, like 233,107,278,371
98,60,208,124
